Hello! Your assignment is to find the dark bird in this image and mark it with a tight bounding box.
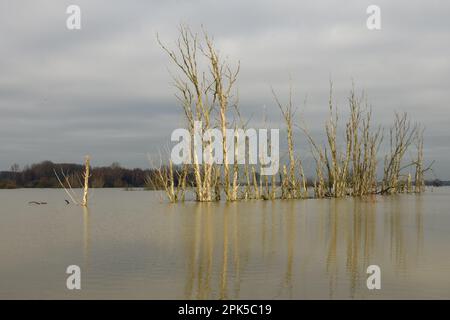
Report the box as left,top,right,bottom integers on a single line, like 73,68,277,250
28,201,47,205
65,199,70,205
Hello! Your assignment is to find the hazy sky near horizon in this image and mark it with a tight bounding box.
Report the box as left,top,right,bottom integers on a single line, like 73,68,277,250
1,1,449,178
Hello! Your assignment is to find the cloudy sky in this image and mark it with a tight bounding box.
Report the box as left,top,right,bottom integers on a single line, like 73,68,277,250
1,0,449,178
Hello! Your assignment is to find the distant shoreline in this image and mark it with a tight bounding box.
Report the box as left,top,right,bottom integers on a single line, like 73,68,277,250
0,160,448,190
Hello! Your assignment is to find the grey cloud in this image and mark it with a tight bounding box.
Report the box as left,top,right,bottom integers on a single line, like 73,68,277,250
0,0,449,178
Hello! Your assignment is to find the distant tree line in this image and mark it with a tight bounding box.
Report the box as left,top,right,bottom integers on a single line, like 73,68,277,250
0,160,447,190
426,179,450,187
0,161,170,189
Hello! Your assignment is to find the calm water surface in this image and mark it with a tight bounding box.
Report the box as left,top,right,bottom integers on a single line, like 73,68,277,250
1,188,450,299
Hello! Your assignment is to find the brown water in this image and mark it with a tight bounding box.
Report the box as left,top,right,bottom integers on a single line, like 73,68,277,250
1,188,450,299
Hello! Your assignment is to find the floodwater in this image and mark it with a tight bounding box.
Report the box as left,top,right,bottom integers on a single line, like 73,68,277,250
1,188,450,299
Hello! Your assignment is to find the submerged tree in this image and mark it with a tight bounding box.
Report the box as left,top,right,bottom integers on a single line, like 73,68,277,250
54,155,91,206
155,25,429,203
157,25,239,202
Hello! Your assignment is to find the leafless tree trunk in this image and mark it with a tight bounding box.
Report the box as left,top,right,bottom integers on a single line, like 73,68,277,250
81,155,90,206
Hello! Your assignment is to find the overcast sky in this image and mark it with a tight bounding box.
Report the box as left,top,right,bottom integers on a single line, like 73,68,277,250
1,0,449,178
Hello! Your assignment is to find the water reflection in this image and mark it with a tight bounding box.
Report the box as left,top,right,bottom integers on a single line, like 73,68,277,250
181,195,424,299
0,189,442,299
285,202,296,298
415,195,424,260
82,206,90,270
183,203,246,299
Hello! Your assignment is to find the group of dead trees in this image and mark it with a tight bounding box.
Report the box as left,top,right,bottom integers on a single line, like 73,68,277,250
152,25,430,203
305,84,430,199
